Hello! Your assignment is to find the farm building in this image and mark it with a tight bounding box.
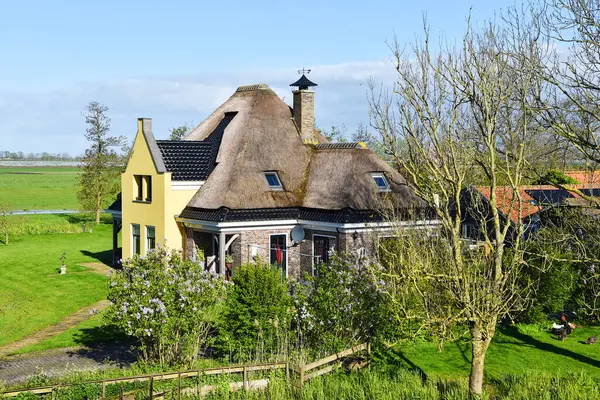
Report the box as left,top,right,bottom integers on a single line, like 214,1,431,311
106,74,435,278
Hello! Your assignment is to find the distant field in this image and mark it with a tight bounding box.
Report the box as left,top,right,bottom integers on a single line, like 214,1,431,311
0,166,80,210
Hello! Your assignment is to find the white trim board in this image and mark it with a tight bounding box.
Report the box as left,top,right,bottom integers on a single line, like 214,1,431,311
176,217,440,231
171,181,205,191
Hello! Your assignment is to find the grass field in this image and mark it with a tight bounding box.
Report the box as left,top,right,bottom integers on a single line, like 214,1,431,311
388,324,600,381
0,166,80,210
11,312,128,355
0,214,113,347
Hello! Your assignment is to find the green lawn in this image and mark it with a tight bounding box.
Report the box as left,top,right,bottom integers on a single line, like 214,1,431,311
0,166,80,210
388,324,600,381
0,214,113,347
12,312,129,355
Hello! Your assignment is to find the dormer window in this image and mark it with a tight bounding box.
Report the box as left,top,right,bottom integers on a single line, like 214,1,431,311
371,173,390,192
265,172,283,191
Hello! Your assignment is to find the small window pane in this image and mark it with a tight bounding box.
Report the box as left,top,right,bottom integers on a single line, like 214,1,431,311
373,176,388,188
144,176,152,201
265,173,282,189
147,226,156,250
134,175,143,201
132,224,141,255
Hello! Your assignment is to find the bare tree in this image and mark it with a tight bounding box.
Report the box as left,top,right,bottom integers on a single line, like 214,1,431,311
536,1,600,186
369,11,545,395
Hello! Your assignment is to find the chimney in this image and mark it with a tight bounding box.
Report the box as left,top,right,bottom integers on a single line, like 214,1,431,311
290,70,318,144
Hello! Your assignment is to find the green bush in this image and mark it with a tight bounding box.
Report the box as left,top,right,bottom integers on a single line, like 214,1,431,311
217,261,292,362
107,246,229,366
293,256,389,356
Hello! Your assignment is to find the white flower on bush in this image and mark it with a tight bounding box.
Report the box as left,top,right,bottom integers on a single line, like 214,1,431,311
106,247,229,365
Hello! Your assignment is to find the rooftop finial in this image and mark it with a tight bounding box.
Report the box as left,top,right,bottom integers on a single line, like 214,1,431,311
290,68,318,91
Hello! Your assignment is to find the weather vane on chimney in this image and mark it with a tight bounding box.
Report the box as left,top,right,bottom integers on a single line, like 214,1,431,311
298,68,311,75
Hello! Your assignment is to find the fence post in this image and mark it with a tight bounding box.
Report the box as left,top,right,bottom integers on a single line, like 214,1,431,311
299,366,304,388
285,362,290,380
178,372,181,400
243,366,248,390
101,380,106,399
367,342,371,358
149,376,154,399
119,386,123,400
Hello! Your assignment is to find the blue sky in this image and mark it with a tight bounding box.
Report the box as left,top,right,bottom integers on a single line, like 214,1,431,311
0,0,517,155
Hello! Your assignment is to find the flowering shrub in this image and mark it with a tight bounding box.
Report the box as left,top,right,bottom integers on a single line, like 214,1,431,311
217,261,292,362
293,255,388,356
107,246,229,366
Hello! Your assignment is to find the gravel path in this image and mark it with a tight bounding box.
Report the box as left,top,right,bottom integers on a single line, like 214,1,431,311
0,300,111,358
0,345,134,386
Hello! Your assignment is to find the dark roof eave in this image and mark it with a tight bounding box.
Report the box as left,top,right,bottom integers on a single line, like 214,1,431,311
178,206,435,224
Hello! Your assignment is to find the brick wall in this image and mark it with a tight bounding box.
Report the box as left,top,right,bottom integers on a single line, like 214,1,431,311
293,90,315,143
239,229,303,279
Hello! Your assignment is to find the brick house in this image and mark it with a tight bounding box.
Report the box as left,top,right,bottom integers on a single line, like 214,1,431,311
108,74,435,278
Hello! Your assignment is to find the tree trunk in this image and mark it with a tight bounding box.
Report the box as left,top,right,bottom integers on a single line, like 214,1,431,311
469,326,492,396
96,193,101,224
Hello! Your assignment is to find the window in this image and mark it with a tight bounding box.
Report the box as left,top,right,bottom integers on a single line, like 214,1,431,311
313,235,336,270
269,234,287,277
133,175,152,202
144,176,152,201
371,173,390,192
264,172,283,191
134,175,143,201
462,224,477,240
132,224,141,255
146,226,156,250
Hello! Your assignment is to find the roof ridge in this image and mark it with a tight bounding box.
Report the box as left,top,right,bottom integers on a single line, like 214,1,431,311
315,142,367,150
236,83,270,92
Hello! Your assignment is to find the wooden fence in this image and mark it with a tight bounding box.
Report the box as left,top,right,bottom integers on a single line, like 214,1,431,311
1,343,370,398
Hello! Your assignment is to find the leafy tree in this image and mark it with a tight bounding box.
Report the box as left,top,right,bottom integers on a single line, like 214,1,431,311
527,205,600,323
77,101,125,224
534,169,580,185
169,122,194,140
107,246,228,366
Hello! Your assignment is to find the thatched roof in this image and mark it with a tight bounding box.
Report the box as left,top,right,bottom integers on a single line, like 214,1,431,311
184,84,314,209
181,84,423,215
303,147,423,210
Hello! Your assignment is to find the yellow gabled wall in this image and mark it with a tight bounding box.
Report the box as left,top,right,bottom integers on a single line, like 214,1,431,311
164,185,198,250
121,119,197,259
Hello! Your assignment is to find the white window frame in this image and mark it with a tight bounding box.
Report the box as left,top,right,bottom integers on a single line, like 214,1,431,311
371,172,391,192
264,172,284,191
269,233,288,277
146,225,156,252
312,234,337,275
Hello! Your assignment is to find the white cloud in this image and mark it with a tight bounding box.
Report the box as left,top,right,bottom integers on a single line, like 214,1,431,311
0,59,396,155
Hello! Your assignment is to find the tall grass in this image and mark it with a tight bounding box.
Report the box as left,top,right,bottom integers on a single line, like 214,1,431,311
2,213,106,237
8,365,600,399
